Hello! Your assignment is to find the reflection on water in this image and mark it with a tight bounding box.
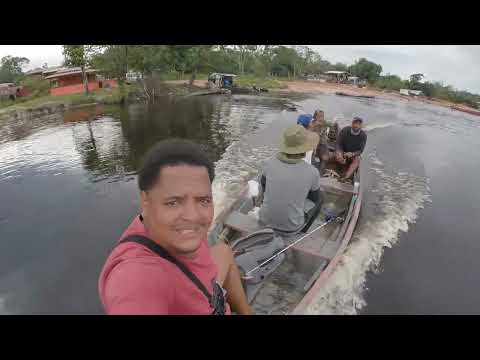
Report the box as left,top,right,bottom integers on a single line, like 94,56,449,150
0,96,290,185
0,94,290,314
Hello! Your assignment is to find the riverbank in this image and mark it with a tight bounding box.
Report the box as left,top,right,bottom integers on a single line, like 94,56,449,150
0,86,128,121
273,80,474,111
0,82,200,121
169,78,479,114
166,76,286,90
2,77,477,122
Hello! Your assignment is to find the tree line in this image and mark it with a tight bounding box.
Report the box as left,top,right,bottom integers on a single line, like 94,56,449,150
1,45,479,109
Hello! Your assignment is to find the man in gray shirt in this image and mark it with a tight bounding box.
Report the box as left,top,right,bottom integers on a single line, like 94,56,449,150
259,125,322,233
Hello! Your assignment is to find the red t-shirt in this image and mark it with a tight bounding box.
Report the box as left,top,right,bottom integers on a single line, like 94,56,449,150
98,216,231,315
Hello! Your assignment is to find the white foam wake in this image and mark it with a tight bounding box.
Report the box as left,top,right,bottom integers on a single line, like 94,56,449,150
305,150,431,315
212,142,276,222
364,122,395,132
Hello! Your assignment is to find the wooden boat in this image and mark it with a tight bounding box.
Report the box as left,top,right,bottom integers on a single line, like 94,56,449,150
450,105,480,116
283,102,298,111
208,156,362,314
335,91,375,99
184,89,231,97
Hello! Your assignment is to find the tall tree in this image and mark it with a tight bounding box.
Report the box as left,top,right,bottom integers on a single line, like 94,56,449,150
89,45,129,81
271,46,299,78
348,58,382,83
167,45,214,85
127,45,173,75
231,45,259,75
62,45,100,95
409,73,425,90
375,74,406,90
0,55,30,83
329,62,349,72
410,73,424,83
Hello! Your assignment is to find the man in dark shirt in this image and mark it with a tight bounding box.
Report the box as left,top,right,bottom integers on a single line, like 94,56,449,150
335,117,367,181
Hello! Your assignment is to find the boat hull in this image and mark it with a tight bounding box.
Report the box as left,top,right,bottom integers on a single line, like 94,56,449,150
209,163,363,314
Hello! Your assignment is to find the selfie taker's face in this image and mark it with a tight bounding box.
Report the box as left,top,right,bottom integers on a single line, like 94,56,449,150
141,165,214,256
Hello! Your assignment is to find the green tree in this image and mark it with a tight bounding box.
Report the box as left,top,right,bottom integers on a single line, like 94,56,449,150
409,73,424,90
305,53,331,75
0,55,30,83
329,62,349,72
166,45,214,85
90,45,128,81
271,46,301,78
375,74,406,91
348,58,382,83
132,45,173,75
204,47,238,74
186,45,214,85
291,45,314,78
410,73,424,83
231,45,260,75
63,45,100,95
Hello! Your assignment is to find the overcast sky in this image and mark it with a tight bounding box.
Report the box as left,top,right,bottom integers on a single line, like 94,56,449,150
1,45,479,93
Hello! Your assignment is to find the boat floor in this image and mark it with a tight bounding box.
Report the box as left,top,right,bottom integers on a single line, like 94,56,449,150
252,252,314,315
247,205,346,314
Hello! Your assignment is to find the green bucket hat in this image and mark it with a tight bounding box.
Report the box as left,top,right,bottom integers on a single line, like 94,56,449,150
279,125,319,155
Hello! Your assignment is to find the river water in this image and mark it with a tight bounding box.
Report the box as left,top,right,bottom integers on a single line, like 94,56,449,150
1,93,479,314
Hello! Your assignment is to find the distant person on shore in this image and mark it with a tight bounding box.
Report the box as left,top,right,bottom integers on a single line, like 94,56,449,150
335,117,367,181
99,139,252,315
259,125,322,233
297,109,337,175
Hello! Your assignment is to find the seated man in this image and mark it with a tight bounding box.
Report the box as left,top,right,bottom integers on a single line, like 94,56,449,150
259,125,322,234
99,139,252,315
297,110,336,175
335,116,367,181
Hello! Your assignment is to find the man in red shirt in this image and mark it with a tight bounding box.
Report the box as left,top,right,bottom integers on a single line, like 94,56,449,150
98,139,253,315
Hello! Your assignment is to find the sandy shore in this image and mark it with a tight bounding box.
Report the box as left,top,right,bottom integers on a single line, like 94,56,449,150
276,80,460,110
167,79,477,113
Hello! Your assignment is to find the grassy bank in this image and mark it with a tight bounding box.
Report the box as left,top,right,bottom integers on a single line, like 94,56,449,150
165,74,288,90
158,72,209,81
0,84,139,116
235,75,287,89
0,75,288,118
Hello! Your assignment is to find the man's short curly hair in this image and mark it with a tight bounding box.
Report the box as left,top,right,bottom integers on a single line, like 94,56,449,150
138,139,215,192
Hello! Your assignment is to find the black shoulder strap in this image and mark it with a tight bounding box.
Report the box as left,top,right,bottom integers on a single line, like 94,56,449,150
119,234,212,303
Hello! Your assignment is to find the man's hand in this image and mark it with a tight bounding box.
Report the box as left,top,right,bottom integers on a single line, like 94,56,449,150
336,151,346,164
344,152,353,159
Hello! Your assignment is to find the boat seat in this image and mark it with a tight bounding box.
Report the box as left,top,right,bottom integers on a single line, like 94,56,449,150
229,228,275,248
224,211,264,235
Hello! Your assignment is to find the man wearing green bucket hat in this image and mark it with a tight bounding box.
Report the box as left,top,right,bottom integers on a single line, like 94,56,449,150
258,125,323,233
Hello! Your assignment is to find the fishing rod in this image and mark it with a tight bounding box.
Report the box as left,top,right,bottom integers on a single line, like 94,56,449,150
244,213,345,277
